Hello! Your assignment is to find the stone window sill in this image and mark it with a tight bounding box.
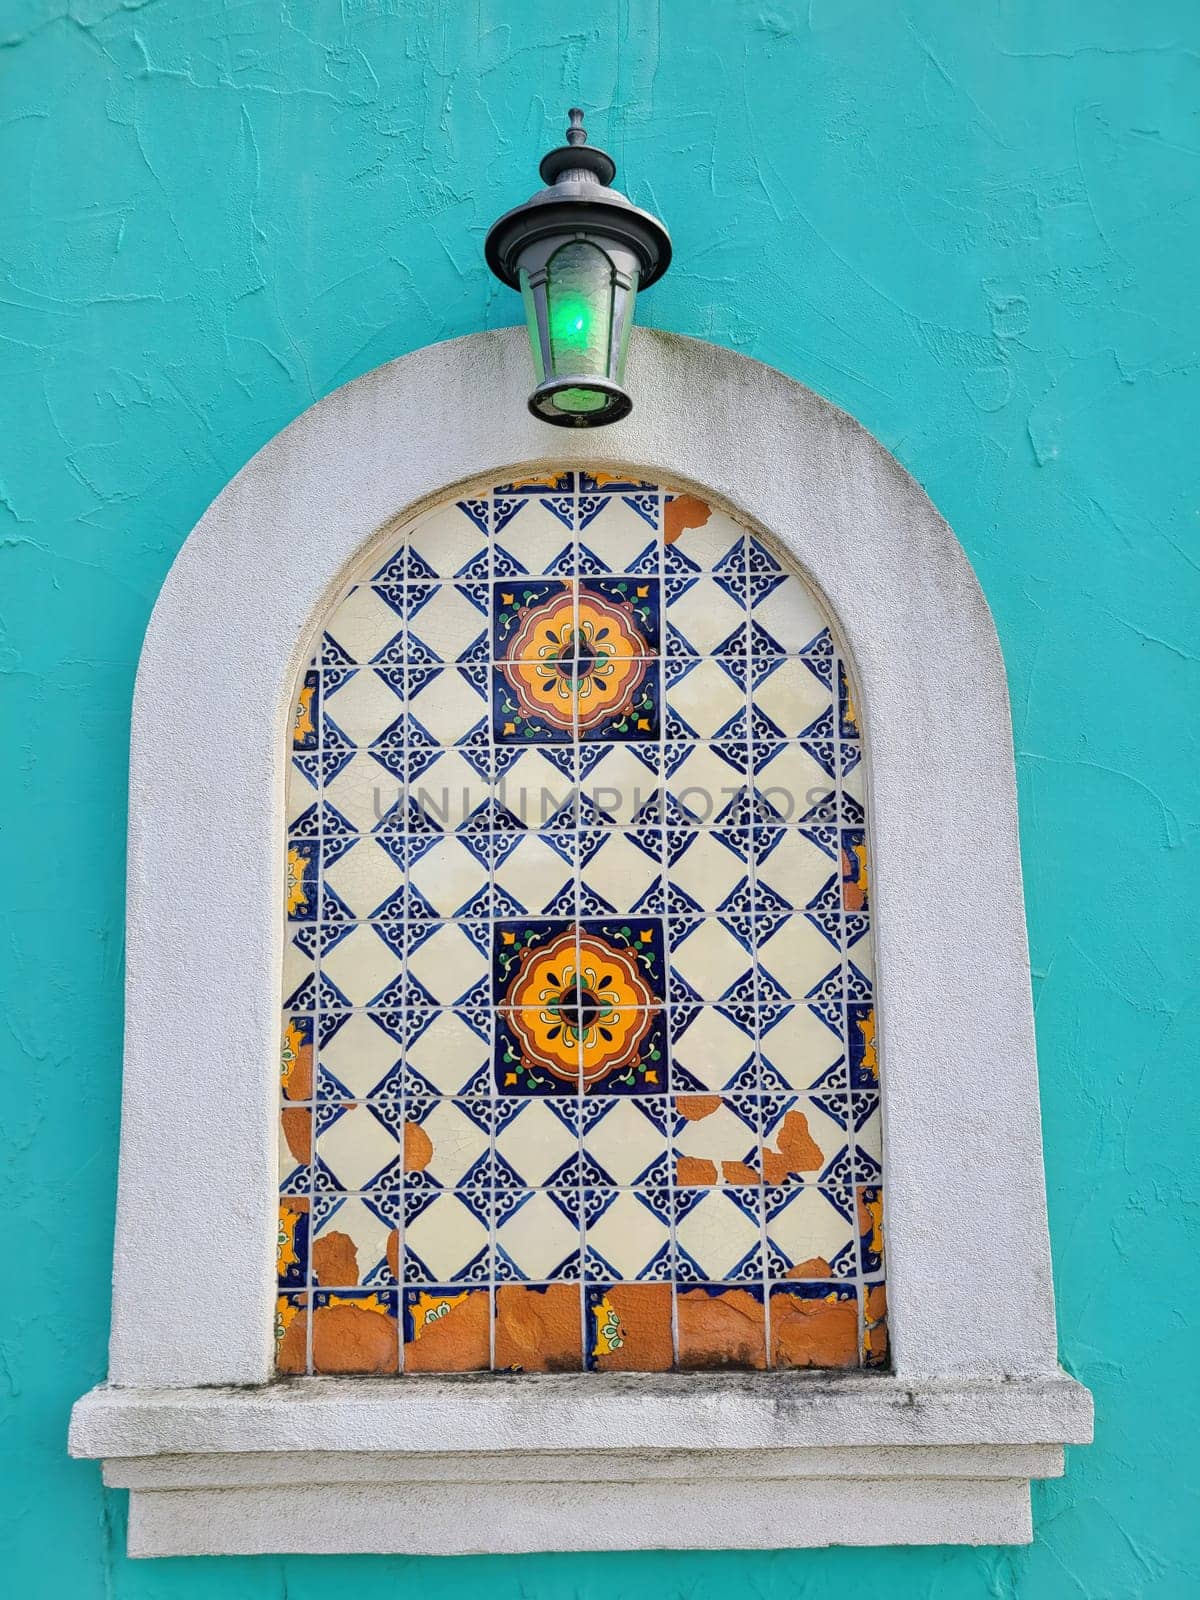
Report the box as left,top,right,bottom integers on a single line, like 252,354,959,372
71,1371,1092,1555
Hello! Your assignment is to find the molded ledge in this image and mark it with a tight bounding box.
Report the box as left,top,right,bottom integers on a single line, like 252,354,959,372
71,1372,1092,1555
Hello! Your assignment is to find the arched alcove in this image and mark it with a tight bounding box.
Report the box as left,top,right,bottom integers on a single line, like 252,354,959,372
70,329,1091,1554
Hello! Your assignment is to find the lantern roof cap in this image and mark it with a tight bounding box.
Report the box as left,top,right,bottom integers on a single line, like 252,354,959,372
485,108,671,291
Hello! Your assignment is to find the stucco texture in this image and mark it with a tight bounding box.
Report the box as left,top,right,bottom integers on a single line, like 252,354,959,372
0,0,1195,1594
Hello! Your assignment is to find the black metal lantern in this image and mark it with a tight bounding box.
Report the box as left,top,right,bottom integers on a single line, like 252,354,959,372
485,109,671,428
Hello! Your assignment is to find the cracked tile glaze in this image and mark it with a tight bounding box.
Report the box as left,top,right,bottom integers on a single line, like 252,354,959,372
278,474,886,1373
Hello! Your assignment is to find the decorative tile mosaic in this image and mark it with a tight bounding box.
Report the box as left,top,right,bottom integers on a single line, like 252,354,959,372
277,473,887,1375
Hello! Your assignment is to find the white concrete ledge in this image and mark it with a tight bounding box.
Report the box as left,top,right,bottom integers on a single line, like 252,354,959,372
124,1477,1038,1555
71,1372,1094,1457
72,1373,1091,1554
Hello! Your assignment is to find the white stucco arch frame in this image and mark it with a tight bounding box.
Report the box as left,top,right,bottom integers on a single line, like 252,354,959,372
70,329,1091,1556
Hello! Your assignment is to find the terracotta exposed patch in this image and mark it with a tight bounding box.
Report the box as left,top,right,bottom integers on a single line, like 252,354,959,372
312,1230,359,1287
856,1008,879,1080
761,1110,823,1184
771,1289,858,1369
508,473,567,491
676,1287,766,1370
677,1155,719,1185
863,1282,889,1367
281,1025,313,1101
676,1094,721,1121
403,1119,434,1172
281,1106,311,1164
663,493,711,544
590,1284,673,1372
386,1227,400,1281
312,1299,397,1374
841,841,868,912
277,1202,305,1278
785,1256,832,1279
721,1160,761,1185
858,1186,885,1258
494,1284,581,1372
405,1289,490,1373
275,1300,307,1374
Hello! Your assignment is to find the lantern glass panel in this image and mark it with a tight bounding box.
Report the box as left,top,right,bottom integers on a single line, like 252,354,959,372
517,269,545,385
546,241,613,408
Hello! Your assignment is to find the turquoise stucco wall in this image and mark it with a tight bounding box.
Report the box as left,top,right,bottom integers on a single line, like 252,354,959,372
2,1,1196,1593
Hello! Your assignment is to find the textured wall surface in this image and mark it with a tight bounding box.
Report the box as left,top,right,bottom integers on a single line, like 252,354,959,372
0,1,1196,1595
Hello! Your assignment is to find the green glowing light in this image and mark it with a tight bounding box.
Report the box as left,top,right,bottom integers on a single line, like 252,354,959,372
554,385,608,414
550,295,594,353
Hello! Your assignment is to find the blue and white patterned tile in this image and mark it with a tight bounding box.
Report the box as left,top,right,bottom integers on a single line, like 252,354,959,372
318,924,405,1008
664,573,749,657
664,656,748,741
672,1187,763,1283
663,743,749,825
313,1101,402,1193
753,826,843,915
582,1189,672,1282
577,827,665,915
668,917,756,1006
667,829,752,918
760,1093,851,1187
488,1097,573,1189
402,1097,491,1191
578,742,660,825
321,749,407,833
576,489,659,574
278,1106,312,1192
753,655,834,740
402,921,489,1008
578,1097,675,1186
316,1010,404,1100
668,1005,758,1093
403,1010,493,1100
323,584,406,664
322,668,406,749
403,1189,490,1284
661,494,745,572
405,582,489,662
401,501,490,581
492,476,576,575
671,1095,761,1186
404,833,491,919
764,1185,856,1281
310,1194,399,1287
755,914,842,1005
495,1189,582,1282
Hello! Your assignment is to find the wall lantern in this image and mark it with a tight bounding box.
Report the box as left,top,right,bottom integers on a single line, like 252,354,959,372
485,109,672,428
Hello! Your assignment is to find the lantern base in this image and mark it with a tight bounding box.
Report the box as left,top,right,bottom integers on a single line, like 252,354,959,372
528,376,632,428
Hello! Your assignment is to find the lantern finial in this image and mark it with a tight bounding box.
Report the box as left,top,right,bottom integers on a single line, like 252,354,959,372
565,108,587,147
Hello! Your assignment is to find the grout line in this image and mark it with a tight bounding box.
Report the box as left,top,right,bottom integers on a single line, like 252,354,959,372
487,485,498,1372
395,566,409,1376
744,528,774,1371
573,473,586,1371
834,642,867,1370
304,657,325,1374
660,484,681,1370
